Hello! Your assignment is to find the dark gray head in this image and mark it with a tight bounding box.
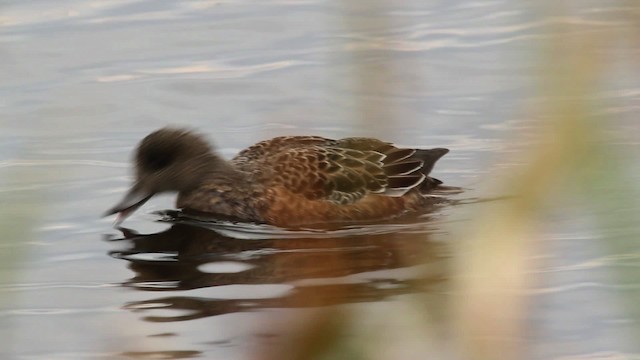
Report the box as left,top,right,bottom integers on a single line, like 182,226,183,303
105,127,224,222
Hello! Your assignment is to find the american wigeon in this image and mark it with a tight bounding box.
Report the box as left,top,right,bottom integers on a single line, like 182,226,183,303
105,128,451,227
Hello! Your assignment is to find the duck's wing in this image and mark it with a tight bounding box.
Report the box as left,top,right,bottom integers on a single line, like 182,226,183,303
261,142,448,204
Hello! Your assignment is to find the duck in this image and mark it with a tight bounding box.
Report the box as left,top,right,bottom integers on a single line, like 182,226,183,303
105,128,451,227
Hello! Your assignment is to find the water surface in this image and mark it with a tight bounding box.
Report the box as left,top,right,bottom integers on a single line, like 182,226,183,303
1,0,639,359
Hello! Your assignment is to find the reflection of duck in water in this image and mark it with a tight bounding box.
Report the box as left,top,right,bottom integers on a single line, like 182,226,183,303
109,223,447,322
105,128,453,227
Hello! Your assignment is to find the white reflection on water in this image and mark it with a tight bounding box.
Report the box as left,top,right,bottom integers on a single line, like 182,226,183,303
97,60,306,83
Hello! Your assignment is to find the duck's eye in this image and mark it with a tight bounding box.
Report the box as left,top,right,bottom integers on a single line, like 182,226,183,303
143,150,174,171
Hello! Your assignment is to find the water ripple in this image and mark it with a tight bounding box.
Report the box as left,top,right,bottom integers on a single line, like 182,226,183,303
0,159,126,168
96,60,308,83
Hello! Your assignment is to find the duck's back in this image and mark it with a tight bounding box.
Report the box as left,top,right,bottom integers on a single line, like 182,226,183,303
231,136,332,169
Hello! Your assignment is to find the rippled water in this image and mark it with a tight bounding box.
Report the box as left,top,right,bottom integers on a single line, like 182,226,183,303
1,0,639,359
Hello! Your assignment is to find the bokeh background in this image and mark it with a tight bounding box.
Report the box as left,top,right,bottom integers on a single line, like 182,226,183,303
1,0,639,359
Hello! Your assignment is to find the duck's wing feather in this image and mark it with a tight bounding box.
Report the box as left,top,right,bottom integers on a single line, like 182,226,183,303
260,141,446,204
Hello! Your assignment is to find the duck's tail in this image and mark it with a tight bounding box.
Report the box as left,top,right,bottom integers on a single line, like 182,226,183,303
412,148,449,194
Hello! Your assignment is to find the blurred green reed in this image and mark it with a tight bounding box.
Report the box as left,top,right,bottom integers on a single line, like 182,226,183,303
0,171,35,294
454,22,614,360
263,2,640,360
454,4,640,359
0,168,39,355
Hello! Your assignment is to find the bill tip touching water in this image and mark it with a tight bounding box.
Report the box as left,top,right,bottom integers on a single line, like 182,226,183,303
105,127,457,227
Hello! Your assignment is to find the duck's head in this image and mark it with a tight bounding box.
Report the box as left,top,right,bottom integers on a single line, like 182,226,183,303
105,127,221,223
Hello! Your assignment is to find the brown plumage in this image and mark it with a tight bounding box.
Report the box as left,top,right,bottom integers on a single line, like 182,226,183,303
105,128,451,227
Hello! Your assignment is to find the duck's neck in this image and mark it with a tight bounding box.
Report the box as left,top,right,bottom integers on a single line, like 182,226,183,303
201,154,245,183
176,155,259,219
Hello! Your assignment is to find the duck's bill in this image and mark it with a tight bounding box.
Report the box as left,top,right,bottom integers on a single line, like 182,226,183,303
104,187,153,225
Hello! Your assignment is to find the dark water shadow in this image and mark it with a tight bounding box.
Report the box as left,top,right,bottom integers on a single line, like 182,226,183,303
107,216,450,323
